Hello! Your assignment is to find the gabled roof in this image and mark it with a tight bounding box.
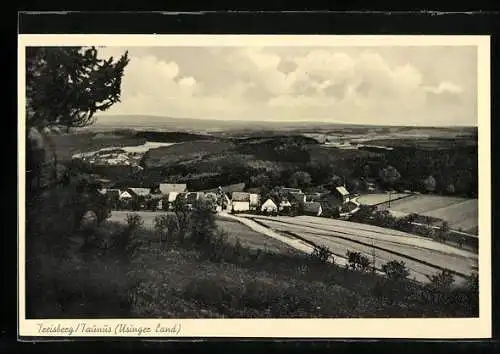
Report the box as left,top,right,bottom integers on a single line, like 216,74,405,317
201,183,246,194
159,183,187,194
279,187,303,194
304,202,322,214
288,192,306,203
335,186,350,196
232,192,250,202
262,198,278,207
127,187,151,197
246,187,262,194
305,193,322,202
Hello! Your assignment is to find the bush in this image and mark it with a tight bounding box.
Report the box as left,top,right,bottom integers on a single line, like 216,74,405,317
154,214,180,244
110,213,143,259
346,250,371,272
188,199,217,246
206,230,231,263
427,270,455,292
310,244,333,264
381,260,410,281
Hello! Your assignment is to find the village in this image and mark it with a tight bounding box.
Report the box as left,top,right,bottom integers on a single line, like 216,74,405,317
97,180,361,219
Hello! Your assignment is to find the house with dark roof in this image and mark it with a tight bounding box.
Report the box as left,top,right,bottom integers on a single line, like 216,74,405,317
201,183,246,194
120,188,151,201
288,192,306,204
279,187,303,194
334,186,351,204
303,202,323,217
305,193,322,202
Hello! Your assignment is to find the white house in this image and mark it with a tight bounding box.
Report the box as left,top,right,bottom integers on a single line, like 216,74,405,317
279,198,292,211
261,198,278,213
119,190,133,200
231,192,251,212
249,193,261,210
158,183,187,195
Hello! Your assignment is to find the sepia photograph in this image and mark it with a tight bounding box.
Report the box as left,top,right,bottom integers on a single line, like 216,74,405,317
18,34,491,338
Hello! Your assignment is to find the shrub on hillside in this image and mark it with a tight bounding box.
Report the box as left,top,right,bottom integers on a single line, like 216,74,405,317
310,244,333,264
154,214,180,244
426,270,455,292
346,250,372,272
381,260,410,281
188,199,218,246
109,213,143,259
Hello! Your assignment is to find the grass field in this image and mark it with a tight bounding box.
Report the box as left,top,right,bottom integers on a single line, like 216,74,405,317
103,213,479,318
376,195,479,235
108,211,297,255
241,214,478,285
143,141,235,168
356,193,411,206
48,132,145,162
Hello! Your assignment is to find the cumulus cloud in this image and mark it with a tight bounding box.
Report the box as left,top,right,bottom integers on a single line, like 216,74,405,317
98,45,476,126
424,81,464,95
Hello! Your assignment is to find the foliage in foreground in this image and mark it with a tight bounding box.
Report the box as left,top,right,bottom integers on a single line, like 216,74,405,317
27,199,479,319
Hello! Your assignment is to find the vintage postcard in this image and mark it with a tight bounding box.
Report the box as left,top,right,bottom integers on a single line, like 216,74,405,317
18,34,491,339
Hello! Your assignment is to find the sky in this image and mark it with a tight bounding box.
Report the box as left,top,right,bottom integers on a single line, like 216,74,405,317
96,45,477,126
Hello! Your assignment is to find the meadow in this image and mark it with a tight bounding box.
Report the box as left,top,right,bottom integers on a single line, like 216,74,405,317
243,214,478,285
376,195,479,235
108,211,300,256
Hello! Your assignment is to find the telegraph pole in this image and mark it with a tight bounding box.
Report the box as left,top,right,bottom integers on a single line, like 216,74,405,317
371,239,376,273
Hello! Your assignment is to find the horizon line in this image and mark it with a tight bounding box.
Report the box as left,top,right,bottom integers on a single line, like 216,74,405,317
95,114,478,129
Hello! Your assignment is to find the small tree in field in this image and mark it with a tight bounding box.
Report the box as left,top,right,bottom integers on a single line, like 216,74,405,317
381,260,410,281
154,214,180,244
310,244,333,264
189,199,217,246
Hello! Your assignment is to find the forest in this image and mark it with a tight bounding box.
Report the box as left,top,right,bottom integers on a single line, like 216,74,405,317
80,133,477,198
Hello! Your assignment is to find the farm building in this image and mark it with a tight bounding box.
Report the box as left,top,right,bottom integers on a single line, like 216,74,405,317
126,187,152,199
279,187,303,194
334,186,351,204
201,183,246,194
288,192,307,204
157,183,187,195
303,202,323,217
279,198,292,212
305,193,322,202
249,193,261,210
261,198,278,214
231,192,251,212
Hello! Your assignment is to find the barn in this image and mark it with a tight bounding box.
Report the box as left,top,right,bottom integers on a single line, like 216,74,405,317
231,192,251,212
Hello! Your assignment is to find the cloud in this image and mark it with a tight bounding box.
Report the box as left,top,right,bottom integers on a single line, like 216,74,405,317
98,46,476,126
424,81,464,95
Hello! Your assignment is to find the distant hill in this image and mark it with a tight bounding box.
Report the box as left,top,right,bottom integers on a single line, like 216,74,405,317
92,114,477,134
